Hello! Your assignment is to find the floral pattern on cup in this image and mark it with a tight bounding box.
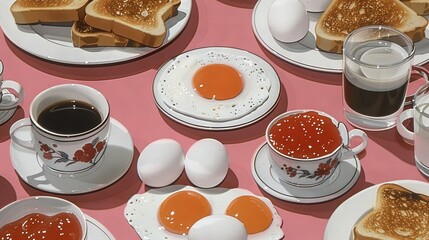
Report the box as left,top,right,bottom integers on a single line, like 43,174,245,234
38,137,107,167
281,158,339,180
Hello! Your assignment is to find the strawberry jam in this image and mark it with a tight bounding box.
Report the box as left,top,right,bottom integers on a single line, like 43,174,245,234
268,111,342,159
0,212,82,240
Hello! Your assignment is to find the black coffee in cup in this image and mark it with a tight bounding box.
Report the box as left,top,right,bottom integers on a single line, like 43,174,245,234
38,100,101,134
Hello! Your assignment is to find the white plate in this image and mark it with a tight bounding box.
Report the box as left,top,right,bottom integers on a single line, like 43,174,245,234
251,143,361,204
324,180,429,240
9,118,134,194
86,214,116,240
0,0,192,65
152,47,281,130
252,0,429,73
124,185,284,240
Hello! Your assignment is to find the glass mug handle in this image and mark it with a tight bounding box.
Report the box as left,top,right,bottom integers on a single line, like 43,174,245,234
404,66,429,107
396,109,414,145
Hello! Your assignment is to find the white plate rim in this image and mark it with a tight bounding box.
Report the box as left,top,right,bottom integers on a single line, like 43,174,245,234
0,0,192,65
251,143,361,204
85,214,116,240
323,179,429,240
152,46,281,130
9,118,134,194
124,185,284,240
252,0,429,73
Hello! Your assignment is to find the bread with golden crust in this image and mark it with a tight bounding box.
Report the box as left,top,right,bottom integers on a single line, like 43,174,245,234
72,20,143,47
84,0,181,47
353,183,429,240
401,0,429,15
10,0,89,24
315,0,428,53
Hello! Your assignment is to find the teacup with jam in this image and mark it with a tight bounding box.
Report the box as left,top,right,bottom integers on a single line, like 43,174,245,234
266,110,368,187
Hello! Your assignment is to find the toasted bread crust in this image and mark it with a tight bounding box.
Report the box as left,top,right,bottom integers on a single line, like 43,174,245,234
10,0,89,24
315,0,428,53
353,184,429,240
401,0,429,15
84,0,181,47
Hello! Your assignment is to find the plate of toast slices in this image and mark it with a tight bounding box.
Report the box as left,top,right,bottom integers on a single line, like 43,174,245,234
0,0,191,65
324,180,429,240
253,0,429,73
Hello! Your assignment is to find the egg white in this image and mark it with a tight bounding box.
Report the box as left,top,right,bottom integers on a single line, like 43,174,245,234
158,51,272,121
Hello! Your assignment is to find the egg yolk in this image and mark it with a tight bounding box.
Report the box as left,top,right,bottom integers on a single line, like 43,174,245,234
158,190,211,235
192,64,244,100
226,195,272,234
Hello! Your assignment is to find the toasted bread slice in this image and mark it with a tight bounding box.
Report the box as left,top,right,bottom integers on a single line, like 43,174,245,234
353,183,429,240
315,0,428,53
401,0,429,15
71,20,143,47
84,0,181,48
10,0,89,24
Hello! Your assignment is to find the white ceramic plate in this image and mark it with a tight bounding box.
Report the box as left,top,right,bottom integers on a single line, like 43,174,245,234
86,214,116,240
324,180,429,240
152,47,281,130
0,0,192,65
252,0,429,73
9,118,134,194
124,185,284,240
251,143,361,204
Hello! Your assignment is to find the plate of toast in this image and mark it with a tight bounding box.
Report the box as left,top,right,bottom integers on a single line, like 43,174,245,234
0,0,192,65
324,180,429,239
253,0,429,73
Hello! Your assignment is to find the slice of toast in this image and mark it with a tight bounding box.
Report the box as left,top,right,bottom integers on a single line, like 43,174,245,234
353,183,429,240
315,0,428,53
401,0,429,15
10,0,89,24
71,20,143,47
84,0,181,48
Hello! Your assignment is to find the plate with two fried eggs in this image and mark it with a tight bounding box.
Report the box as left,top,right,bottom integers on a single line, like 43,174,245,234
153,47,281,130
124,185,283,239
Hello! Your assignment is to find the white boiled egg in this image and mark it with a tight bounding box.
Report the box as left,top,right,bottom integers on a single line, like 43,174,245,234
267,0,309,43
188,215,247,240
185,138,229,188
137,139,184,187
300,0,331,12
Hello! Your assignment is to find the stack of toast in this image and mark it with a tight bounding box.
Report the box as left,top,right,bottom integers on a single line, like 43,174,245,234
353,183,429,239
10,0,181,48
315,0,428,53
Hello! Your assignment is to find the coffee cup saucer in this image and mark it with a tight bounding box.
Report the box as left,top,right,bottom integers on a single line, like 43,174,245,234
86,214,116,240
251,143,361,204
9,118,134,194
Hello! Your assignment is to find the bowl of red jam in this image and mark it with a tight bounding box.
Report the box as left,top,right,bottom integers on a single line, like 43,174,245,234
265,110,367,187
0,196,87,240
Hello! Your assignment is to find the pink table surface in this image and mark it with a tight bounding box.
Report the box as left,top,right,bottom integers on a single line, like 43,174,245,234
1,0,428,239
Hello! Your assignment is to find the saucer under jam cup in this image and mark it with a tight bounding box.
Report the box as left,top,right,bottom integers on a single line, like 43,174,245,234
10,84,110,174
265,110,368,187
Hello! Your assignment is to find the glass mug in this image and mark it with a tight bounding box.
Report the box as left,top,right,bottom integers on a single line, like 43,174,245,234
0,60,24,111
342,25,429,131
397,83,429,176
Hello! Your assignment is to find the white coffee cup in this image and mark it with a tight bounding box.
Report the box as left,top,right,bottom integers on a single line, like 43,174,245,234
10,84,110,174
0,61,24,111
397,83,429,175
266,110,368,187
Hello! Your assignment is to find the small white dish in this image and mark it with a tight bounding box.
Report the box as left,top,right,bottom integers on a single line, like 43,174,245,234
251,143,361,203
9,118,133,194
252,0,429,73
124,185,284,240
0,0,191,65
153,47,281,130
0,89,18,125
324,180,429,240
86,214,116,240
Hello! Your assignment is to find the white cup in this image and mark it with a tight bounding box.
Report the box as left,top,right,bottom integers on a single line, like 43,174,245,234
266,110,368,187
0,61,24,111
397,83,429,175
10,84,110,174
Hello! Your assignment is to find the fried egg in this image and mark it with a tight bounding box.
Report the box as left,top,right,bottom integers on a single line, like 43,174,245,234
158,51,272,121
